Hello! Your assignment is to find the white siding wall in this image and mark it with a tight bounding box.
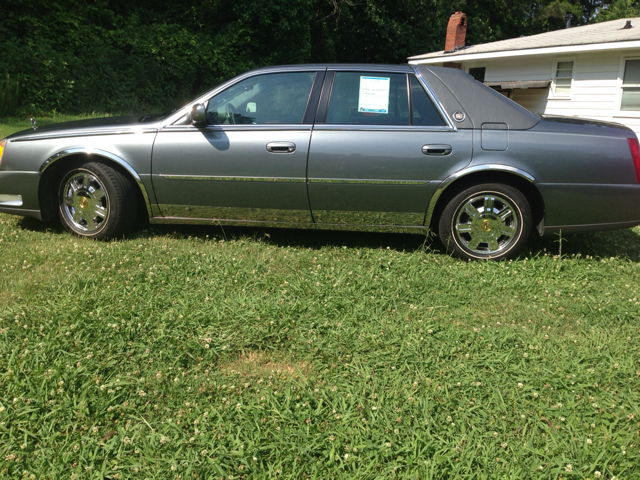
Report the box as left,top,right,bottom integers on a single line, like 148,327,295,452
463,49,640,135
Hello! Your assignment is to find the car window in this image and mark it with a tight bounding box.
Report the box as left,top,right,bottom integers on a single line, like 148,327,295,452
206,72,315,125
410,76,446,126
326,72,409,125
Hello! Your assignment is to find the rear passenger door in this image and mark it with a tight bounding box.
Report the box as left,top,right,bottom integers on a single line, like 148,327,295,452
307,69,473,226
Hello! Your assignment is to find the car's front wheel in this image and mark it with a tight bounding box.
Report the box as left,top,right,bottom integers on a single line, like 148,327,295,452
58,161,138,240
438,183,532,260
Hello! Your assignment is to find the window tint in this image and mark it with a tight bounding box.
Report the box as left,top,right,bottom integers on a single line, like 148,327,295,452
206,72,315,125
410,76,446,126
326,72,409,125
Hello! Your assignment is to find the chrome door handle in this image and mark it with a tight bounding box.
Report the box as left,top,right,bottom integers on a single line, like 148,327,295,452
266,142,296,153
422,144,452,156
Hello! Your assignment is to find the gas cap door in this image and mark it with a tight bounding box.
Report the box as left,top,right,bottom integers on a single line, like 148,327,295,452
481,122,508,151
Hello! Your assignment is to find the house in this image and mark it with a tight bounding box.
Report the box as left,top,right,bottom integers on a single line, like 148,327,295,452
408,13,640,134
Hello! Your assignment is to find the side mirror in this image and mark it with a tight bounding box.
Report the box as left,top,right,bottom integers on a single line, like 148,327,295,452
191,104,206,126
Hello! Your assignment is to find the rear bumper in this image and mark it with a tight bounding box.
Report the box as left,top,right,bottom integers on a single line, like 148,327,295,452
538,183,640,230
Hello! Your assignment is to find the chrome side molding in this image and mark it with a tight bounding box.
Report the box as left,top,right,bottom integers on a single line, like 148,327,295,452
41,148,154,217
424,164,536,226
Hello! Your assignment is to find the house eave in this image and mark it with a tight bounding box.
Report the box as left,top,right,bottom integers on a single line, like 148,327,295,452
408,39,640,65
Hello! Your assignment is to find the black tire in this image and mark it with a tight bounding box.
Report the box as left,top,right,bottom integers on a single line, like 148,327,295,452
438,183,532,260
58,161,138,240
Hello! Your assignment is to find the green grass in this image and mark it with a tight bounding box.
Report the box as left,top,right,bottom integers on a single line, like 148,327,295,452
0,114,109,139
0,213,639,479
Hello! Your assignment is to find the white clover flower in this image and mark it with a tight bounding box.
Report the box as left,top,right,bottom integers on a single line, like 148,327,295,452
594,471,601,478
586,438,593,445
517,383,523,388
565,464,572,472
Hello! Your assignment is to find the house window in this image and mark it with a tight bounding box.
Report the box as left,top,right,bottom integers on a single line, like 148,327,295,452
621,59,640,111
553,61,574,95
468,67,486,83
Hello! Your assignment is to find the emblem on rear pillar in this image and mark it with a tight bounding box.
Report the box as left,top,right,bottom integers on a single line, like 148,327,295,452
453,111,466,122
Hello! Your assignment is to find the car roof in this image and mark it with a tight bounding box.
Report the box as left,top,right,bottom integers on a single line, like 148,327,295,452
244,64,415,74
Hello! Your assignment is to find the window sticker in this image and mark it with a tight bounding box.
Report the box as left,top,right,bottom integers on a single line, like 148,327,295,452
358,76,390,114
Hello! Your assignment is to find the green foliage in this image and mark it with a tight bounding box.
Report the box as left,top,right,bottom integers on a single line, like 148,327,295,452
2,0,638,116
596,0,640,21
1,212,640,477
0,74,22,118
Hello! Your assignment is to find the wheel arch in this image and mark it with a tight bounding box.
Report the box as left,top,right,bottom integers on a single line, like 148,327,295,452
38,148,153,222
426,165,545,235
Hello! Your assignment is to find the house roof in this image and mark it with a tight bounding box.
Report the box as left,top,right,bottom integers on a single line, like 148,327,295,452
409,17,640,64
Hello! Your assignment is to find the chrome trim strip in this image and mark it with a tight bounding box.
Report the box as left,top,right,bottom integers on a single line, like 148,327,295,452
11,128,157,142
161,125,313,133
312,209,425,226
313,124,454,132
40,148,154,218
0,194,23,206
308,178,428,185
159,175,306,183
156,205,313,223
411,66,457,131
424,164,536,226
149,216,428,235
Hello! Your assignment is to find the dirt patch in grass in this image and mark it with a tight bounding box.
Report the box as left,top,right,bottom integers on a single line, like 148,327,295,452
218,351,311,378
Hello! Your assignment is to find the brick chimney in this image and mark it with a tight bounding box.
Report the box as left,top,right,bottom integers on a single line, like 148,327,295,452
445,12,467,52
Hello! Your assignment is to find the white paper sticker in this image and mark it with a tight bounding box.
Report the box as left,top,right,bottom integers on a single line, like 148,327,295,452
358,76,390,114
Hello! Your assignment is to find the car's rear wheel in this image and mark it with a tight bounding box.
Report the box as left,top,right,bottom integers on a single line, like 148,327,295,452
438,183,532,260
58,162,138,240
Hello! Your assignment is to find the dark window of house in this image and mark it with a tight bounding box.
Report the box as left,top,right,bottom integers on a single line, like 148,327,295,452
469,67,486,83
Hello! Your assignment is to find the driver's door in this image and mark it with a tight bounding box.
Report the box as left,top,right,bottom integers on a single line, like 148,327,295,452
151,70,323,223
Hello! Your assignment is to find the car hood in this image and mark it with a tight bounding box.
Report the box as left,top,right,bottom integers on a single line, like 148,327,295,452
6,115,163,140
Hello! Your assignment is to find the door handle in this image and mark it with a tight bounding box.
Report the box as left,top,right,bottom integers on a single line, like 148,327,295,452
422,144,452,156
266,142,296,153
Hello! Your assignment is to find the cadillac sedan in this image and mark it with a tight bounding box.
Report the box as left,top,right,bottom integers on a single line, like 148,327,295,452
1,64,640,260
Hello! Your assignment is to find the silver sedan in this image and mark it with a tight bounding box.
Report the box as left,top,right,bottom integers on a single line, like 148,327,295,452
1,64,640,260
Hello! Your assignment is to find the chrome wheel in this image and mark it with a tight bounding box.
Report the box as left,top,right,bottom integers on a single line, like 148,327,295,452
61,171,109,234
453,192,521,256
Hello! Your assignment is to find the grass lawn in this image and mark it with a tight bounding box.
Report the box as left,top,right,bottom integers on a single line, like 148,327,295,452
0,211,639,479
